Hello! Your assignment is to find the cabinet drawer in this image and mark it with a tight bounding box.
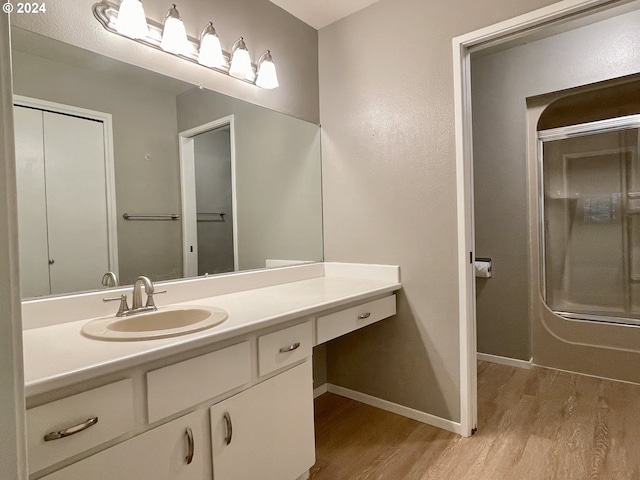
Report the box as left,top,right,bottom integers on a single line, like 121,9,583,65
316,295,396,344
27,379,134,474
258,321,312,377
147,341,251,423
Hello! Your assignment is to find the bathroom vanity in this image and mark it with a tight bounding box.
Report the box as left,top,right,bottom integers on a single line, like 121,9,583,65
22,263,401,479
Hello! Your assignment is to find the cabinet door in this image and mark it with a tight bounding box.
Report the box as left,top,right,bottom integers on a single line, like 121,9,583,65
42,409,211,480
210,361,315,480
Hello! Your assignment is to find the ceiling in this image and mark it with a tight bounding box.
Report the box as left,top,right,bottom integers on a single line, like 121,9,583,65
268,0,380,30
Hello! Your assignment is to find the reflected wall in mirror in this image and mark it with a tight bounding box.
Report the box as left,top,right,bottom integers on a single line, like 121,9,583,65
10,27,323,299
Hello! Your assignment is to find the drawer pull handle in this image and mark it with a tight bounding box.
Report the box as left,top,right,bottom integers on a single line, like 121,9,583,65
223,412,233,446
279,342,301,353
43,416,99,441
357,312,371,320
185,427,194,464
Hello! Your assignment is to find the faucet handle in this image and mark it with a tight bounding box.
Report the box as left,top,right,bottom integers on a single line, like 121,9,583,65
145,290,167,309
103,294,129,317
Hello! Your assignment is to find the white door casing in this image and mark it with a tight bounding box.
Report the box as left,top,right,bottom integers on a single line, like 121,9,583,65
179,115,238,278
0,12,28,479
453,0,637,437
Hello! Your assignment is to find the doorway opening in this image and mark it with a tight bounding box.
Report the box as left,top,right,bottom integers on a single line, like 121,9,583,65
454,0,640,437
179,116,238,278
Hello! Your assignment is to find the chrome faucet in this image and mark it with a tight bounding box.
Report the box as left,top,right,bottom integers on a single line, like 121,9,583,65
103,276,166,317
132,275,154,310
101,271,118,288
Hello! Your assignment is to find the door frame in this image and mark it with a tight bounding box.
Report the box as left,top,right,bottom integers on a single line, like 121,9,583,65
452,0,636,437
179,115,238,277
0,13,28,479
12,95,119,278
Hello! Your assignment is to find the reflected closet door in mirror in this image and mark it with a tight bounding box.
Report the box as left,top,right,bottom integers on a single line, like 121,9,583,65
13,98,118,297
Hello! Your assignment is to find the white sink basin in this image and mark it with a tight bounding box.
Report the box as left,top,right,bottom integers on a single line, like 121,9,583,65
81,306,228,341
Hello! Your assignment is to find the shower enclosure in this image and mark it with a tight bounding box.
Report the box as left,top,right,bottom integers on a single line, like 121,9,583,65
539,115,640,326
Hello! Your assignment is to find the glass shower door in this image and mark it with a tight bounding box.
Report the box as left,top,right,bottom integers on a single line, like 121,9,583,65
540,117,640,325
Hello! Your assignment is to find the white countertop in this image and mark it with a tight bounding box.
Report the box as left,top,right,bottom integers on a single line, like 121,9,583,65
23,273,400,398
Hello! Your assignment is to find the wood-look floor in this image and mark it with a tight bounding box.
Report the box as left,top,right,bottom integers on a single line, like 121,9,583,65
309,361,640,480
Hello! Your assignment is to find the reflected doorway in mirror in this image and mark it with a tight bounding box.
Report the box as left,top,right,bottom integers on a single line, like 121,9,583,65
180,116,238,277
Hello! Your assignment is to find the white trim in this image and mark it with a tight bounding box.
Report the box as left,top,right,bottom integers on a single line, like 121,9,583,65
0,13,28,477
453,0,627,439
453,27,478,439
179,116,238,277
266,259,316,268
313,383,328,398
477,353,534,369
539,113,640,141
12,95,119,278
179,134,197,277
295,471,310,480
537,363,640,386
455,0,629,48
327,384,462,435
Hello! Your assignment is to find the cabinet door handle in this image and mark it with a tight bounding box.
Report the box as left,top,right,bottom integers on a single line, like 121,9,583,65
185,427,194,465
279,342,301,353
223,412,233,446
357,312,371,320
43,416,99,441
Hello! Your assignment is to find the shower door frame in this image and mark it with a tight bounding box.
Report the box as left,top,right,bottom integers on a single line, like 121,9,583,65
538,113,640,326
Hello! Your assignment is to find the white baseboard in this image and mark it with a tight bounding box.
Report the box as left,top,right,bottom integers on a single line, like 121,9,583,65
477,352,533,369
326,384,462,435
537,364,640,386
313,383,328,398
295,470,310,480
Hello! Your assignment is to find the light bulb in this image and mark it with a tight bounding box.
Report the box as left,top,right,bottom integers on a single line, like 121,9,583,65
160,4,189,55
229,37,253,80
115,0,149,39
198,23,225,68
255,51,279,89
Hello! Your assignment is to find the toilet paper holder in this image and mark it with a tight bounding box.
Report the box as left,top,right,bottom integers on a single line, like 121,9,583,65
474,257,492,278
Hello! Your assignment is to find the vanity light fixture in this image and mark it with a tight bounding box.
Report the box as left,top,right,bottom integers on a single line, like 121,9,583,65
198,22,225,69
92,0,279,89
255,50,279,90
160,4,189,55
115,0,148,39
229,37,254,80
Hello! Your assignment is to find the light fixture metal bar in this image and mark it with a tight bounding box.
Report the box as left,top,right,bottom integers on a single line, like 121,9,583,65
92,0,258,84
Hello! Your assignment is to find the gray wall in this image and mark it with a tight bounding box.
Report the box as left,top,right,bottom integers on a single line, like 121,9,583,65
472,9,640,370
176,88,323,271
11,51,183,285
0,15,28,479
11,0,319,124
319,0,558,422
312,344,327,389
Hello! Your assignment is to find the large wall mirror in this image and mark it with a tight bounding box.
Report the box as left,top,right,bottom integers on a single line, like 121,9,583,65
10,26,323,299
